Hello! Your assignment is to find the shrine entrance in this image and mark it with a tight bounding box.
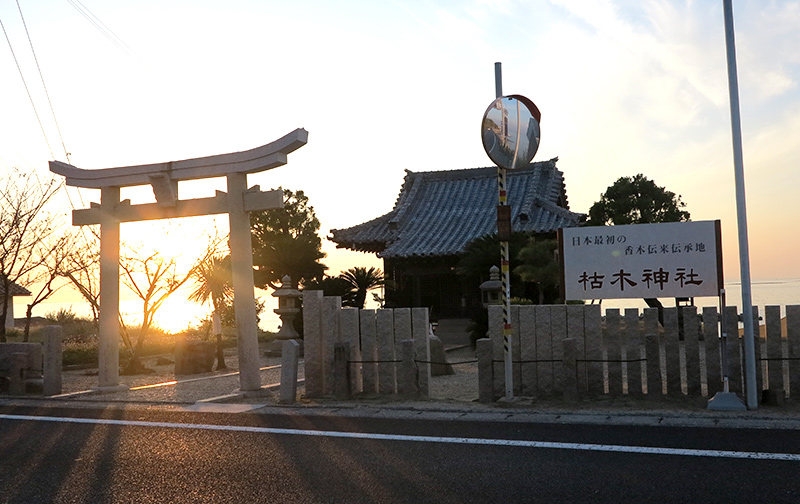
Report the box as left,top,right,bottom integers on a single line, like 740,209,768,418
50,128,308,392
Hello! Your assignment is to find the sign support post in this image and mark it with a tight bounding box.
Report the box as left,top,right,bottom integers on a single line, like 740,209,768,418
708,288,746,410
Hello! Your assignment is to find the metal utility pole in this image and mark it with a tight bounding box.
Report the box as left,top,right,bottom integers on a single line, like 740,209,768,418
722,0,758,409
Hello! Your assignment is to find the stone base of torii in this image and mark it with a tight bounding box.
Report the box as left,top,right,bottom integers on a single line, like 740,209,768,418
50,129,308,392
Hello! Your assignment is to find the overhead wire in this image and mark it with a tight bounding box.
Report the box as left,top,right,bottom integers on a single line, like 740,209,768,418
1,17,55,160
5,1,135,238
66,0,134,59
60,0,136,211
16,0,71,164
63,0,138,209
4,2,92,231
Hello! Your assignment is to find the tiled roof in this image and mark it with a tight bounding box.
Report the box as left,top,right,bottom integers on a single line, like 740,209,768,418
330,158,585,259
0,280,31,297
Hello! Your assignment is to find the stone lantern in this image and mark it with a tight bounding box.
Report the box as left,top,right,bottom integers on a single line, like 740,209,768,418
479,266,503,308
265,275,303,356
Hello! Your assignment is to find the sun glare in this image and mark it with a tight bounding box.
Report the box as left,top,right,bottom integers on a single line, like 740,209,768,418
150,295,209,334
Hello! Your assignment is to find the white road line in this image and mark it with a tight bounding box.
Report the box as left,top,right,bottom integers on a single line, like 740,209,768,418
1,413,798,462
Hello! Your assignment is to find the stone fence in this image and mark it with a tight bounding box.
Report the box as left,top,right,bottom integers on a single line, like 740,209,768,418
0,326,62,395
479,304,800,402
302,291,432,399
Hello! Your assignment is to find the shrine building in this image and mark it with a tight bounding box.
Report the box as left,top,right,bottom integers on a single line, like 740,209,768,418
330,158,584,320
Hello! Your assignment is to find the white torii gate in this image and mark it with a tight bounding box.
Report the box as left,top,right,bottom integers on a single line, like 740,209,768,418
50,128,308,392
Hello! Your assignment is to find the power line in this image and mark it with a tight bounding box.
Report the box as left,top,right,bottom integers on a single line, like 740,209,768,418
0,17,54,160
66,0,134,59
16,0,71,163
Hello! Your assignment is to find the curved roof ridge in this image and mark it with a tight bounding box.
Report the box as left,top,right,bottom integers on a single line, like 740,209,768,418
389,170,421,226
516,158,568,218
330,158,584,258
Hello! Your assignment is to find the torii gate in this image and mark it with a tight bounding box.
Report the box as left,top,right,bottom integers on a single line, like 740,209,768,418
50,128,308,392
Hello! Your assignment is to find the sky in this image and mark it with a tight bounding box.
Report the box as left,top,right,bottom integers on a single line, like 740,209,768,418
1,0,799,330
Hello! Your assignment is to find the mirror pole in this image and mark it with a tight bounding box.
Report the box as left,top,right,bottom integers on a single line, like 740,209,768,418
495,62,514,401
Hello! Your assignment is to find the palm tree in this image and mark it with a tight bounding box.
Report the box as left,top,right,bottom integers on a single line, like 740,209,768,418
303,275,358,307
455,232,530,299
339,266,385,309
189,254,232,369
513,238,560,304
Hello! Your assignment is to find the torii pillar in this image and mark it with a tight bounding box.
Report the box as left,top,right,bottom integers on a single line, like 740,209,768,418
51,129,308,392
98,185,122,390
227,171,260,391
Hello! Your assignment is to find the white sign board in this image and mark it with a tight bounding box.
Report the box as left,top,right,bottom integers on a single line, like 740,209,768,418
560,220,722,300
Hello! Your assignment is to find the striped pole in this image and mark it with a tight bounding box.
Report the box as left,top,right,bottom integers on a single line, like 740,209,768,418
495,62,514,400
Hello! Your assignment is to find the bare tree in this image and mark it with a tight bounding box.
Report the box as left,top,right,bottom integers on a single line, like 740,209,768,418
21,232,74,341
0,169,62,341
120,248,204,374
58,227,101,325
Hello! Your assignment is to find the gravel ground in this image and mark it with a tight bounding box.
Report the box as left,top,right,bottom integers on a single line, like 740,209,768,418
57,343,298,404
51,343,481,407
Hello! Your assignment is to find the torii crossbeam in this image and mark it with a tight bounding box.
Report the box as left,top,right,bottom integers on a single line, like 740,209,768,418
50,128,308,392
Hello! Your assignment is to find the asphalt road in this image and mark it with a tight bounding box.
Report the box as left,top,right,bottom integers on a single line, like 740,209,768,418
1,404,799,503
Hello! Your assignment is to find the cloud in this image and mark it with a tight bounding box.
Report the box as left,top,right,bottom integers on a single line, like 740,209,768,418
736,1,800,100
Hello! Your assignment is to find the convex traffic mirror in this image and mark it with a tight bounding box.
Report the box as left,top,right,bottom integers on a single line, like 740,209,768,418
481,95,541,170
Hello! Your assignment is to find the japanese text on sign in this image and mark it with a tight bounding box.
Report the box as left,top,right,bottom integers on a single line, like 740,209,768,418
560,221,722,300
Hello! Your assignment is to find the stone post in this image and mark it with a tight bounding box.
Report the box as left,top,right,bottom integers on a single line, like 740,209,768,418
339,308,362,394
663,308,682,397
360,309,378,394
279,339,300,404
562,338,578,403
303,290,324,397
376,309,396,394
645,333,661,397
412,308,430,397
333,342,351,399
322,296,342,395
43,325,63,396
397,339,418,398
9,352,26,395
488,304,504,398
227,172,261,392
477,338,494,403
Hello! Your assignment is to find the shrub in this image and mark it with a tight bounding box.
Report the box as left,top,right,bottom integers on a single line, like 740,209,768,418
62,339,99,367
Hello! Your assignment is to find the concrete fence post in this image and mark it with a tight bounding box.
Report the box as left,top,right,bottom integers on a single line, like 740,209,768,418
322,296,342,395
477,338,494,403
43,325,63,396
339,308,362,395
562,338,578,403
279,339,300,404
645,333,661,397
412,308,430,397
333,342,351,400
9,352,26,395
359,309,378,394
787,305,800,399
303,290,324,397
377,309,396,394
397,339,418,398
